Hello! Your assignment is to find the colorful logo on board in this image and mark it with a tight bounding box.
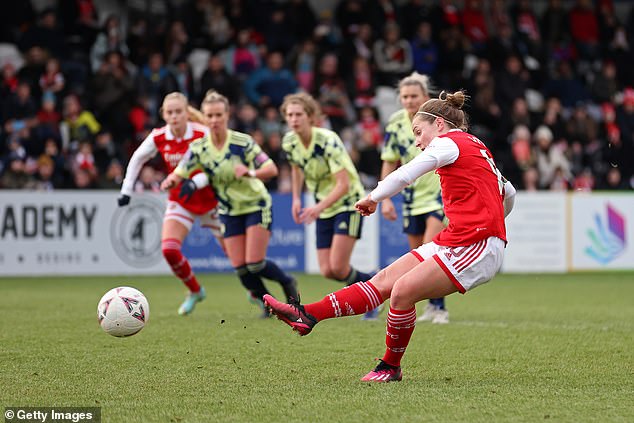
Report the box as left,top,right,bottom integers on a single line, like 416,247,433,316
585,203,626,264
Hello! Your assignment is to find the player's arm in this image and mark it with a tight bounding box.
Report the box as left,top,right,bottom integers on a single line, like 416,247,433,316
300,168,349,224
357,138,458,215
235,140,278,180
379,160,399,221
118,135,158,206
290,164,304,224
503,179,516,217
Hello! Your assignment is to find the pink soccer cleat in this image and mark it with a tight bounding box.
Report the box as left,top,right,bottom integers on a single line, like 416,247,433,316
263,294,317,336
360,360,403,382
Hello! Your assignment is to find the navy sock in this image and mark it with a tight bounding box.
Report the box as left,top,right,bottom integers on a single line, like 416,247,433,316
247,260,299,303
342,267,375,286
235,265,270,300
429,297,445,310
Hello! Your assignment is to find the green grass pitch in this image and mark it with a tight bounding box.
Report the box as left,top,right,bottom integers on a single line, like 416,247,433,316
1,273,633,423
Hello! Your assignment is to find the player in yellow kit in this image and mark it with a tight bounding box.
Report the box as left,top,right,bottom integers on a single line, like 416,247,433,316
161,91,298,317
381,72,449,323
280,93,378,319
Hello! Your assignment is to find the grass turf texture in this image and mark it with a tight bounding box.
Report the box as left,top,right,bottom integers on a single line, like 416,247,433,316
1,273,633,423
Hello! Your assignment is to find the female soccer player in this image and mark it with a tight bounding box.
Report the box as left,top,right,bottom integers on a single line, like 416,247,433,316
279,93,375,317
265,91,516,382
118,92,224,316
381,72,449,324
161,91,298,316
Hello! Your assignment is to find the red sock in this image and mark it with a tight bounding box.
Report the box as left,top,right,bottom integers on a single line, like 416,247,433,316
162,239,200,293
305,281,382,321
382,307,417,367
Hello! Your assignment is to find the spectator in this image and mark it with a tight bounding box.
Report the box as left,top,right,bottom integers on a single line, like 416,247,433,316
136,52,178,123
164,21,191,65
511,0,541,59
1,63,19,100
90,15,130,72
18,8,68,59
462,0,489,53
313,53,355,133
541,0,569,54
199,55,240,104
244,51,298,108
286,0,318,42
90,51,134,140
288,39,317,93
569,0,600,61
467,57,501,134
263,6,294,55
98,159,125,189
3,81,38,137
410,21,438,77
222,28,261,82
591,61,620,103
206,4,233,52
234,103,259,134
134,166,161,193
534,125,572,189
373,22,413,87
436,25,466,90
347,56,377,108
1,153,35,189
61,94,101,150
33,154,56,191
38,57,65,98
257,106,283,140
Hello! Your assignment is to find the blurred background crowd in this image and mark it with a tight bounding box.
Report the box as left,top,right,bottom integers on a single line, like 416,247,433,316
0,0,633,193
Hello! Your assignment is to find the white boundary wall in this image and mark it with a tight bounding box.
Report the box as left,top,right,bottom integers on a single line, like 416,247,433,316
1,191,633,276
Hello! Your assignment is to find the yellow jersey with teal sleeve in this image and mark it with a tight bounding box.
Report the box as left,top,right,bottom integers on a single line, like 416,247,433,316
381,108,443,217
282,127,365,219
175,130,272,216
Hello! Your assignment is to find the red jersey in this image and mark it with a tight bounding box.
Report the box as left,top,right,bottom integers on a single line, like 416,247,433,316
121,122,217,215
434,131,507,247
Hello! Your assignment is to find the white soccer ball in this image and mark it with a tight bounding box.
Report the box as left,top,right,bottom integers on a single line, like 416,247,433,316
97,287,150,337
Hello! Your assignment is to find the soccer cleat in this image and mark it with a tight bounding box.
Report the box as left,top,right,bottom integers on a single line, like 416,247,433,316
360,360,402,382
178,286,206,315
432,308,450,324
417,302,438,322
263,294,317,336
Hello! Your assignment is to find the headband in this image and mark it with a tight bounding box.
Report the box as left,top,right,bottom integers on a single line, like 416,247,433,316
415,111,458,128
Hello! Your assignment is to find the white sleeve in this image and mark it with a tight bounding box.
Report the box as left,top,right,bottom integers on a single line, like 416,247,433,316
503,180,516,217
369,137,459,202
120,134,158,196
192,172,209,189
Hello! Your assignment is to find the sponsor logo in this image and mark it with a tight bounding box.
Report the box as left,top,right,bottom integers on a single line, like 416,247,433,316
585,203,626,264
110,196,164,267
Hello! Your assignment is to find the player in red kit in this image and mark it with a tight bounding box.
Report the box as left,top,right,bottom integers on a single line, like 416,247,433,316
118,92,225,316
264,90,517,382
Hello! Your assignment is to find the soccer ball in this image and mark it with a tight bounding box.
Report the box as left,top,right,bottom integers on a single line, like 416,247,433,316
97,287,150,337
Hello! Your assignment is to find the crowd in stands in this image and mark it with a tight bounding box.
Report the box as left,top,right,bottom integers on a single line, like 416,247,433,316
1,0,633,192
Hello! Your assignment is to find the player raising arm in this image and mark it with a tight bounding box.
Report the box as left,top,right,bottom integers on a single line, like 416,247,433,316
265,90,516,382
161,90,299,317
118,92,224,316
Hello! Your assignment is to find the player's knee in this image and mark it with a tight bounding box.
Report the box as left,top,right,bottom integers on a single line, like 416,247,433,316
162,239,183,264
330,265,349,281
246,260,266,275
162,247,181,265
390,284,415,309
